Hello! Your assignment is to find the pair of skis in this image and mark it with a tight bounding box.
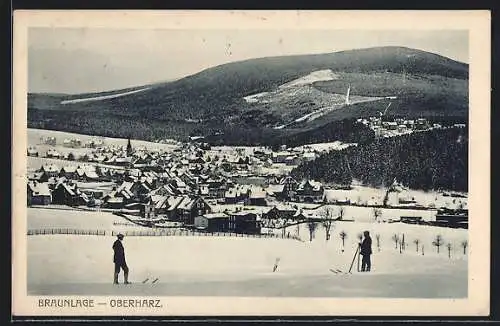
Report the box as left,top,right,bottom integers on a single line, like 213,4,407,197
329,268,345,274
142,277,160,284
330,244,361,275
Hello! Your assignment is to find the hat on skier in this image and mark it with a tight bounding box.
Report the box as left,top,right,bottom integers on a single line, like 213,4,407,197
117,233,124,239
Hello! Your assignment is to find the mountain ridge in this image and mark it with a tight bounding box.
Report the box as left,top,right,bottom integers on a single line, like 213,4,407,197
28,46,468,146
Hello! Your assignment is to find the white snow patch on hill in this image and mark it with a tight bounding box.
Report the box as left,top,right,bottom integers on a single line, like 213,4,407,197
243,91,271,103
243,69,339,104
280,69,340,88
60,87,151,105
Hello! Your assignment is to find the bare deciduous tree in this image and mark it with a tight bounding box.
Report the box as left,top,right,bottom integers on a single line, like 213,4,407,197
413,239,420,252
392,234,400,249
432,235,443,253
281,217,291,237
307,220,318,242
461,240,468,255
447,243,452,259
338,206,345,221
339,231,347,252
321,206,336,241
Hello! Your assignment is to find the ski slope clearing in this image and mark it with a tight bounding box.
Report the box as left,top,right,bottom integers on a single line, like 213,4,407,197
280,70,340,88
242,69,384,126
60,87,151,105
27,218,467,297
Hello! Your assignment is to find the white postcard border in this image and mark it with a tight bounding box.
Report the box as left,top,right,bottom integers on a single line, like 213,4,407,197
12,10,491,317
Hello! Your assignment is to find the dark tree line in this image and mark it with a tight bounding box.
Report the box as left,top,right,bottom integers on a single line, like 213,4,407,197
27,109,198,142
29,104,377,147
292,127,468,192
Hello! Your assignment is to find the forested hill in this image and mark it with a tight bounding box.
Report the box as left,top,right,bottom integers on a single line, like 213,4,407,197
28,46,468,145
291,127,468,192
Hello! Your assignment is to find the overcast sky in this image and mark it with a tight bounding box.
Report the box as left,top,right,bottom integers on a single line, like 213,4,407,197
28,28,468,94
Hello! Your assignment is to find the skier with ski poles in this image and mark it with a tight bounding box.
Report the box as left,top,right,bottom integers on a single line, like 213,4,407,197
359,230,373,272
113,233,130,284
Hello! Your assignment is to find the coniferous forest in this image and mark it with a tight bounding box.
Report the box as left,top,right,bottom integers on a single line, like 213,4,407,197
291,127,468,192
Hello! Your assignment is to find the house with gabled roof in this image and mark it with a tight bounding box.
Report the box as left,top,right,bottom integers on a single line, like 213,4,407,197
279,175,299,200
174,195,212,225
198,184,210,197
266,184,285,200
148,195,169,215
59,166,78,179
40,164,60,178
46,149,61,159
228,210,261,234
27,147,39,157
28,171,48,183
264,204,298,221
52,180,86,206
158,184,181,196
83,170,100,182
294,179,324,203
248,188,268,206
112,180,151,203
194,212,229,232
27,181,52,206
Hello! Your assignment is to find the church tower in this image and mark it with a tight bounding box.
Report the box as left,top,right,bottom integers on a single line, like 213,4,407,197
126,137,133,156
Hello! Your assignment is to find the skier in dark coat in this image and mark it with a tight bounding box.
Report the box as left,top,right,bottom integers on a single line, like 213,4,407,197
359,230,372,272
113,233,130,284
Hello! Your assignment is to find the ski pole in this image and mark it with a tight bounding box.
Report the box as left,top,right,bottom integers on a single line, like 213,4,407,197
357,243,361,272
348,245,360,273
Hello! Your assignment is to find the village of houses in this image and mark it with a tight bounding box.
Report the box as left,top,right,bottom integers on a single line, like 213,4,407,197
26,129,468,239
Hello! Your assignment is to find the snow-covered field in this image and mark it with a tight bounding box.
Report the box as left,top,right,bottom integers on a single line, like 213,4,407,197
293,141,358,153
324,185,467,210
27,207,148,232
28,128,180,155
210,146,262,156
26,208,468,297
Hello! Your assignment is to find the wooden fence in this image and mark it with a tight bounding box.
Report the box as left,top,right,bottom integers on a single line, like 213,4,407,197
27,229,106,236
26,228,303,241
110,229,303,241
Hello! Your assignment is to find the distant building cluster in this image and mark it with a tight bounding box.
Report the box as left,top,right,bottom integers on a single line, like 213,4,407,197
357,117,444,139
28,129,468,232
26,138,335,234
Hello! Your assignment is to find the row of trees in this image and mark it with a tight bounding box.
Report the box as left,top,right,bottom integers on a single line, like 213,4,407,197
390,233,468,258
303,220,469,259
292,127,468,192
28,109,199,142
